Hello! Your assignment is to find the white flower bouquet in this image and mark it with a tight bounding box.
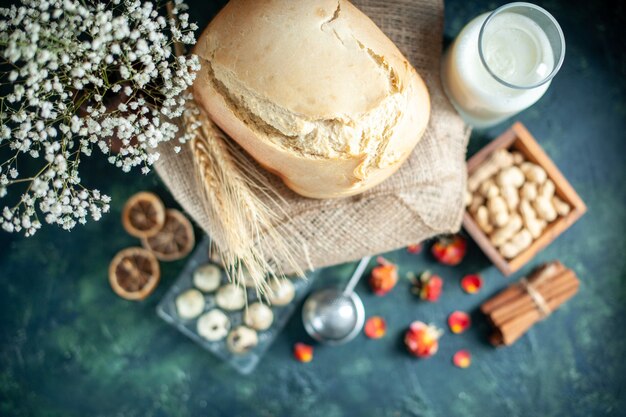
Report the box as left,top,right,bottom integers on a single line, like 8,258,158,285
0,0,200,235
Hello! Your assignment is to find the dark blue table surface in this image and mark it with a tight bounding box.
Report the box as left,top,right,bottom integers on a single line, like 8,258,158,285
1,1,625,416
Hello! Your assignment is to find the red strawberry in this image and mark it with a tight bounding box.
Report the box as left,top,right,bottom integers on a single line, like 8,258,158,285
404,321,442,358
432,235,467,266
411,271,443,302
364,316,387,339
453,350,472,368
461,274,483,294
293,343,314,363
369,259,398,296
448,311,471,334
407,244,423,254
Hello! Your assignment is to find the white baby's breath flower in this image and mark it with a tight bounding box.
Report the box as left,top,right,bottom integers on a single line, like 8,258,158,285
2,221,14,233
0,126,10,140
0,0,198,236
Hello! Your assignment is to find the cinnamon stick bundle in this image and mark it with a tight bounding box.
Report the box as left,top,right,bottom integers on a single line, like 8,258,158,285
481,261,579,346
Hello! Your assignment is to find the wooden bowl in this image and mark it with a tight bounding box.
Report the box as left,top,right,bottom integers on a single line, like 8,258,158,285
463,122,587,276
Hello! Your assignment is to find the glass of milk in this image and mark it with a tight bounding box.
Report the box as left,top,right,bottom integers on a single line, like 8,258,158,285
442,2,565,128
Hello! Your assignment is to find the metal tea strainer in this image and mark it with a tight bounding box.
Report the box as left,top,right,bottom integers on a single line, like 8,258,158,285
302,256,371,345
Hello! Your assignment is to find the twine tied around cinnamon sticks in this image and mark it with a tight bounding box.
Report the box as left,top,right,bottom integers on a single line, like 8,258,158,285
518,278,551,318
481,261,579,346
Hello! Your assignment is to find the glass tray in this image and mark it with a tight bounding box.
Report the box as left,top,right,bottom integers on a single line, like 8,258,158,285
157,237,317,374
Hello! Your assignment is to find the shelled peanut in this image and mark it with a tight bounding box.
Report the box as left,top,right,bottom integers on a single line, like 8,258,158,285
466,149,571,259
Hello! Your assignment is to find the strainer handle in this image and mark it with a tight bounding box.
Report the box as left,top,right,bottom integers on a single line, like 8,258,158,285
343,256,372,295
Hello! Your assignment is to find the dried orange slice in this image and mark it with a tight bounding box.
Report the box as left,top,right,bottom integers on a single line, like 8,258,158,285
109,247,160,300
122,192,166,238
142,209,195,261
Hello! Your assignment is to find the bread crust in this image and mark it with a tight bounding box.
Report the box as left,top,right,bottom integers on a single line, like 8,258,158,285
193,0,430,198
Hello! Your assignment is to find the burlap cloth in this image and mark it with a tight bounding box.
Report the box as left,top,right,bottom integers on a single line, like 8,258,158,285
156,0,470,273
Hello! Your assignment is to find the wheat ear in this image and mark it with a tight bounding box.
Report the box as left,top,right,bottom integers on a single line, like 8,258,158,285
166,1,306,292
184,106,307,293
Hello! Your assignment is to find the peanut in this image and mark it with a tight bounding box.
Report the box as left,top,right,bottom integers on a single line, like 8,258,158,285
490,214,523,247
512,151,525,165
531,179,557,222
479,179,500,199
496,166,525,189
476,206,493,234
552,196,571,216
468,149,514,192
533,197,558,222
501,185,520,211
488,196,510,228
520,182,538,200
520,162,548,184
500,229,533,259
519,199,546,239
539,179,556,199
469,194,485,214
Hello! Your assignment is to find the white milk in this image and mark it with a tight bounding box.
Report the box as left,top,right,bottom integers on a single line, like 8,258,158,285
442,12,555,127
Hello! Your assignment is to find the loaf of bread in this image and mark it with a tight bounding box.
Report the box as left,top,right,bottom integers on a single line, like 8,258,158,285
193,0,430,198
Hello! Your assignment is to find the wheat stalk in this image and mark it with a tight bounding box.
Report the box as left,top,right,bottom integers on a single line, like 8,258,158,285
166,1,306,293
184,106,307,293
